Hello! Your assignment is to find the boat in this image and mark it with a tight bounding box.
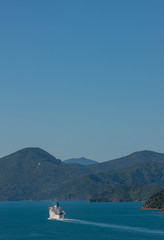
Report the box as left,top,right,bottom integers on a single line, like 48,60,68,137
48,202,65,220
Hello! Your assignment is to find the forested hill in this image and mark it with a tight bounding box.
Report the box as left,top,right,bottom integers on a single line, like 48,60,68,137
0,148,90,200
56,161,164,200
88,150,164,173
143,190,164,209
89,185,161,202
0,148,164,200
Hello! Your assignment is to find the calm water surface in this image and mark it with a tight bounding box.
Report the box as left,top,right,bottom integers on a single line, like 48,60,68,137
0,201,164,240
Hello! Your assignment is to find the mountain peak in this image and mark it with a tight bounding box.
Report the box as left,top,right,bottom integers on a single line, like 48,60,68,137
63,157,98,165
1,147,62,165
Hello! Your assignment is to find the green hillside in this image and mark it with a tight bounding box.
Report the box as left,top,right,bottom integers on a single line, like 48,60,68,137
88,150,164,173
90,185,161,202
0,148,164,201
143,190,164,209
0,148,90,200
56,161,164,200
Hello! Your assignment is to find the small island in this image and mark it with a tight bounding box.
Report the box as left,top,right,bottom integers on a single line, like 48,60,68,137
142,189,164,212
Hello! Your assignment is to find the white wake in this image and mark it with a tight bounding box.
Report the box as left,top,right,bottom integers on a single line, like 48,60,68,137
62,218,164,235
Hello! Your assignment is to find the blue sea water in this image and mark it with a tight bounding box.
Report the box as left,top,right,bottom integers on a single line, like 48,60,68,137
0,201,164,240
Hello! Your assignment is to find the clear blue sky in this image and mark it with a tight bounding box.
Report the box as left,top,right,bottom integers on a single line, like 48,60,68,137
0,0,164,161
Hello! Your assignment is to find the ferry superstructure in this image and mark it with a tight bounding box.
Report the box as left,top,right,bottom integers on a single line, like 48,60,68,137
49,202,65,220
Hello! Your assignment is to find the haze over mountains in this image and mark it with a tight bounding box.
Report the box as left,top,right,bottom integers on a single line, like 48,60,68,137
0,147,164,201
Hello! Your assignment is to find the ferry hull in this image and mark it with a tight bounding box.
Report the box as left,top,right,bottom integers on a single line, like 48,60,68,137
49,209,65,220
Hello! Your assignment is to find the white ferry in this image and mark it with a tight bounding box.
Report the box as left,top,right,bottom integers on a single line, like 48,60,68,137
48,202,65,220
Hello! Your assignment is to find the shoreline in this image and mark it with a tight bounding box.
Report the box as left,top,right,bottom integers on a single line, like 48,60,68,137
142,207,164,213
142,207,159,210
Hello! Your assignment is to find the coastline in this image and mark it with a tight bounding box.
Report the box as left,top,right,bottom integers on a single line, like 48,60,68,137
142,207,159,210
142,206,164,213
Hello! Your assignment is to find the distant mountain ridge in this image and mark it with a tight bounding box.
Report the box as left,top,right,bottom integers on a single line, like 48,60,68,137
0,147,164,201
63,157,98,165
88,150,164,173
